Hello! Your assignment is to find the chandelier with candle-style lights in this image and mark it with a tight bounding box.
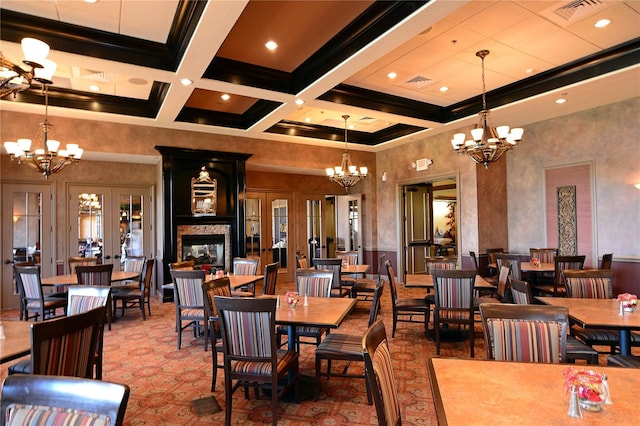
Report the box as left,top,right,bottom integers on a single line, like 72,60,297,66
2,38,83,178
451,50,524,169
326,115,368,191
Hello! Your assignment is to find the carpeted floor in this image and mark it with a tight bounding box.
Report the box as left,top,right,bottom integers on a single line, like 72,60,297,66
1,280,628,425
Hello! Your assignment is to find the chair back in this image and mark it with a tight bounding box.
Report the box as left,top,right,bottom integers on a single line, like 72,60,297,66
362,319,401,426
496,265,512,302
494,253,522,281
169,260,195,270
425,257,457,274
431,269,477,320
312,258,342,292
171,269,206,308
214,296,277,360
296,254,308,269
479,303,568,363
233,257,259,275
30,306,106,378
554,255,586,295
76,264,114,286
262,262,279,295
69,256,99,274
202,277,232,334
509,279,533,305
600,253,613,270
336,250,358,265
295,269,333,298
384,260,400,304
1,374,130,426
486,248,504,265
122,256,146,284
67,286,112,315
367,279,385,327
141,258,155,295
469,251,479,272
529,248,558,264
14,265,45,306
563,269,613,299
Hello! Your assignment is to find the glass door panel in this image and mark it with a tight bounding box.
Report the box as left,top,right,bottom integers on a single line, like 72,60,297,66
245,197,262,261
271,198,288,271
306,199,323,264
113,187,151,268
77,192,105,260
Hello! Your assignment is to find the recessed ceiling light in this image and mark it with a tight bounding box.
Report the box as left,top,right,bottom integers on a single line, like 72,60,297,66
525,68,535,74
221,94,230,101
89,85,100,91
180,78,193,86
295,99,304,106
387,72,397,79
594,18,611,28
84,0,98,3
556,98,567,104
265,40,278,51
439,86,448,92
304,117,311,123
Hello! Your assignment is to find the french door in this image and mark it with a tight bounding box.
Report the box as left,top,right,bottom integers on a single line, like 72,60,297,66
1,182,54,311
67,185,152,272
246,191,294,282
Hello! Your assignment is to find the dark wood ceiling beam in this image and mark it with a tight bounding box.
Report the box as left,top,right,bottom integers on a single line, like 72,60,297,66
176,99,282,130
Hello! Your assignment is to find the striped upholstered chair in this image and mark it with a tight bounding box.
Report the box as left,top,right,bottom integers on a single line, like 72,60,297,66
432,269,477,357
202,277,232,390
214,296,299,426
480,303,568,363
14,265,67,322
232,257,259,296
170,269,206,350
363,319,401,426
276,269,334,350
76,264,114,329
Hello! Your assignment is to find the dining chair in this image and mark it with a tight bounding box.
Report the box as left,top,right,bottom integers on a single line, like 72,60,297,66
121,255,146,288
479,303,568,363
7,306,106,379
296,254,308,269
12,261,35,320
313,258,349,297
385,260,430,338
276,269,334,350
67,285,112,379
599,253,613,270
232,257,260,296
112,258,154,320
14,265,67,322
315,279,384,404
202,276,232,391
335,250,359,292
469,250,497,287
362,319,401,426
68,256,99,274
535,255,586,297
432,269,477,357
529,248,558,264
475,265,512,305
262,261,279,295
562,269,638,355
1,374,130,426
76,263,114,329
163,260,196,303
607,355,640,368
509,278,599,365
485,247,504,276
425,257,457,274
170,269,206,350
214,296,299,426
494,253,522,281
352,254,386,302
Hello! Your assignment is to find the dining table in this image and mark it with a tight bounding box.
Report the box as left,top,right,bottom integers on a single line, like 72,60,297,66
404,274,495,291
0,320,32,364
41,270,141,288
427,357,640,425
537,297,640,356
341,264,370,276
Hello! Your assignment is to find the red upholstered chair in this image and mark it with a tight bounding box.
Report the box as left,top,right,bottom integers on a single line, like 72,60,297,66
214,296,299,426
480,303,568,363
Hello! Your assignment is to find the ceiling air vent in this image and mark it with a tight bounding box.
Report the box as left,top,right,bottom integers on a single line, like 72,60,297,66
543,0,609,25
71,67,111,82
404,75,432,89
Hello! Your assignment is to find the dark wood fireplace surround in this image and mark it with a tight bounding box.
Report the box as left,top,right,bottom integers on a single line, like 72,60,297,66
155,146,252,301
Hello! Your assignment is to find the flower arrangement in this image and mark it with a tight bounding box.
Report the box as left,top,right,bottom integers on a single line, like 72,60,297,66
563,368,607,412
531,257,540,267
617,293,637,312
285,291,300,308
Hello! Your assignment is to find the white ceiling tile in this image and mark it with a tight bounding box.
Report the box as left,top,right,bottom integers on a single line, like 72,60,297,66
120,1,179,43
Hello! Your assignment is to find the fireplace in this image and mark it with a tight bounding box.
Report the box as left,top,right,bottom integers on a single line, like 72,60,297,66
181,234,225,268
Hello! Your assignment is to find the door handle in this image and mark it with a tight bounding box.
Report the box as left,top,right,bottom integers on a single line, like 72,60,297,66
3,259,14,265
104,255,111,260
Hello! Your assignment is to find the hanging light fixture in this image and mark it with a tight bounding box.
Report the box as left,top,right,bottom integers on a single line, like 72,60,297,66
326,115,368,191
451,50,524,169
3,38,83,178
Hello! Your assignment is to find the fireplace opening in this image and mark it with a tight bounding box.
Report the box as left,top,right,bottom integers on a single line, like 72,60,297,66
182,234,225,269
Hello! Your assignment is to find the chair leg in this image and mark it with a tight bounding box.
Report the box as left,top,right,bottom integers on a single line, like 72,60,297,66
211,343,218,392
224,376,233,426
435,321,441,355
392,309,398,337
469,324,475,358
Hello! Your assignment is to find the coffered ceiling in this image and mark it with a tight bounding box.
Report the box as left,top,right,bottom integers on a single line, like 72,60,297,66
1,0,639,152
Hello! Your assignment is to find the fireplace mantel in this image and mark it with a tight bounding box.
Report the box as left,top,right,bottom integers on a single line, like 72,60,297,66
156,146,252,289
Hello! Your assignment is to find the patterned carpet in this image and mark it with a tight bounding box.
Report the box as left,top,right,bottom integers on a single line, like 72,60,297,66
1,280,625,425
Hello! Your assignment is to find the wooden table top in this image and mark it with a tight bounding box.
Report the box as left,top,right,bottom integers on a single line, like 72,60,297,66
225,274,264,290
0,320,32,364
41,270,140,286
536,297,640,330
489,261,555,272
342,264,370,275
428,358,640,425
274,296,356,329
405,274,494,290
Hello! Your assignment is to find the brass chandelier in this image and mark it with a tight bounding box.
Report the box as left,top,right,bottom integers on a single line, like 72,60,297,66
451,50,524,169
2,38,83,178
326,115,368,191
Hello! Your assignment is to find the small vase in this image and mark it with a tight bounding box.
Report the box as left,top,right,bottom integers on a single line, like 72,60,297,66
289,301,297,309
575,371,607,412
